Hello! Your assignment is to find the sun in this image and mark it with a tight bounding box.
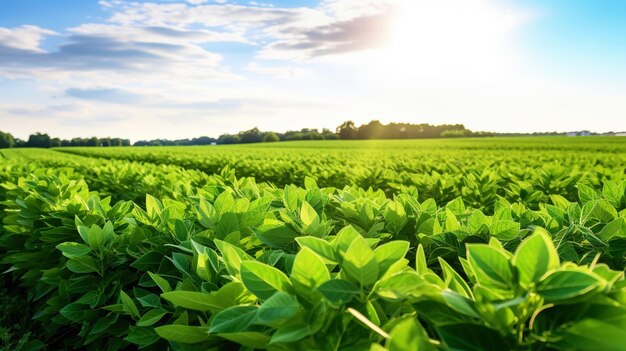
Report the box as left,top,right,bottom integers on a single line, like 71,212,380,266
375,0,527,79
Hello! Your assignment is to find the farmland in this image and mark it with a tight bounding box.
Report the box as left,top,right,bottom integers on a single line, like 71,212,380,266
1,137,626,350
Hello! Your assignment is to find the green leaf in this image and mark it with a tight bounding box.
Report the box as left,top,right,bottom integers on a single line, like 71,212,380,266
148,272,171,293
581,199,618,223
241,260,293,300
333,226,361,255
215,239,253,277
145,194,163,219
217,332,270,348
318,279,359,304
445,208,460,231
304,176,318,189
295,236,336,263
196,198,217,229
195,249,212,282
300,201,320,227
256,292,300,327
559,319,626,351
66,257,99,274
154,325,211,344
137,309,167,327
161,291,224,312
385,200,408,233
536,270,602,301
120,290,140,319
270,323,314,344
374,240,409,276
513,228,559,288
415,244,428,275
255,219,299,249
124,327,160,346
341,235,379,287
550,195,571,209
466,210,489,234
90,314,118,334
59,303,86,323
439,258,473,298
387,318,434,351
599,218,626,241
214,190,235,215
375,271,438,300
209,306,258,333
437,323,511,351
56,242,91,257
578,183,599,204
442,290,480,319
132,251,164,271
216,212,239,239
241,197,272,227
291,246,329,289
490,220,520,241
283,185,300,211
466,244,513,289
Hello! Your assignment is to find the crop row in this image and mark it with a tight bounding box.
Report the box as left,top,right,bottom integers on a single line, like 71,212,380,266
54,138,626,210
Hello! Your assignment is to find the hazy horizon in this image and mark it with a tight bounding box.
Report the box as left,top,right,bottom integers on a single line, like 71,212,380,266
1,0,626,140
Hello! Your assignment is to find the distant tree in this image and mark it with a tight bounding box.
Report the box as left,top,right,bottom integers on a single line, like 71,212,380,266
14,138,26,148
70,138,85,146
217,134,241,144
239,128,263,143
356,120,385,139
86,137,98,147
471,131,494,138
50,138,62,147
337,121,357,140
0,130,15,148
26,133,52,148
336,120,471,140
264,132,280,142
441,129,470,138
321,128,339,140
109,138,123,147
192,136,216,145
61,139,71,147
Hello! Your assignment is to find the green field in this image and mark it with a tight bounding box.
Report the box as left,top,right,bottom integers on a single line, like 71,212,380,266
1,137,626,350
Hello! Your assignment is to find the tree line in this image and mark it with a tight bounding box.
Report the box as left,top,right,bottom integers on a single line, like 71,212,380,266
0,132,131,148
0,120,516,149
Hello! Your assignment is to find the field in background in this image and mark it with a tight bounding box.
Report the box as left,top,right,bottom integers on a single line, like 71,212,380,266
1,136,625,350
51,136,626,208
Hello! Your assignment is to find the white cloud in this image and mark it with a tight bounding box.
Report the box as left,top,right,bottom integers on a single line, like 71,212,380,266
0,21,242,83
101,0,394,59
0,25,58,52
69,23,248,44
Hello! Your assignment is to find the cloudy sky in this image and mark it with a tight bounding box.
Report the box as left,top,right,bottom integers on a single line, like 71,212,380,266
1,0,625,141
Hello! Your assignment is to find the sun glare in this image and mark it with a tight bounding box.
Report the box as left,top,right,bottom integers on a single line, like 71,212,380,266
377,0,528,80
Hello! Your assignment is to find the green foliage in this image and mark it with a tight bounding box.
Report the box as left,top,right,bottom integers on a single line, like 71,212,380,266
263,132,280,142
0,130,15,149
0,138,626,350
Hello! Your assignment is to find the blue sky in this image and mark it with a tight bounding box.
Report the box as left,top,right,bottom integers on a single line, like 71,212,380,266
1,0,625,141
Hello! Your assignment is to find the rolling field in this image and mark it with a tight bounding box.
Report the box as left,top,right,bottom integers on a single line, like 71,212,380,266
1,137,626,350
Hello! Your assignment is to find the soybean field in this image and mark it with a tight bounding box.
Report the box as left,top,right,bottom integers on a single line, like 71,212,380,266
1,137,626,351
